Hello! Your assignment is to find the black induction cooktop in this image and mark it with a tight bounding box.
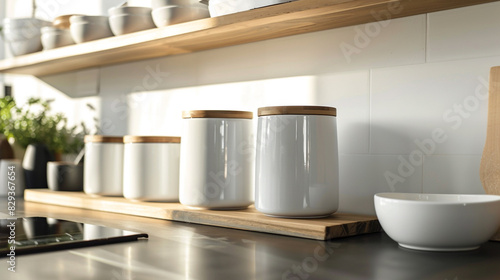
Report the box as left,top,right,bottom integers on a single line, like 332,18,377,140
0,217,148,256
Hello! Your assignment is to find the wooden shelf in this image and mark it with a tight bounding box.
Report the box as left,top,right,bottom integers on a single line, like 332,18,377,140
0,0,496,76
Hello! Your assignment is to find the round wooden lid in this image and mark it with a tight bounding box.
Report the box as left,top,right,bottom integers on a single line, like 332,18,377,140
258,106,337,117
84,135,123,143
182,110,253,119
123,136,181,144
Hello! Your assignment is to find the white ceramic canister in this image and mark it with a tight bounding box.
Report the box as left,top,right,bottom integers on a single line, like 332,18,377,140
255,106,339,218
180,110,254,209
123,136,181,201
84,135,124,196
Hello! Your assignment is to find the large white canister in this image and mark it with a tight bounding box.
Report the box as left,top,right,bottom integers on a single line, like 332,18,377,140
179,110,254,209
84,135,124,196
123,136,181,201
255,106,339,218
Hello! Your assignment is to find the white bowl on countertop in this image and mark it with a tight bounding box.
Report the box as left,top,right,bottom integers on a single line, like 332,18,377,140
108,6,156,35
374,193,500,251
152,5,209,27
41,26,75,50
69,15,113,43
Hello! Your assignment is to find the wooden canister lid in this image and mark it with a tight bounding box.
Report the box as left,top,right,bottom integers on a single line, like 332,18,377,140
182,110,253,119
258,106,337,117
123,136,181,144
84,135,124,143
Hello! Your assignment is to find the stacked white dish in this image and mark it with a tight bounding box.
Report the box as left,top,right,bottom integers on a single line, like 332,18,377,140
151,0,209,28
208,0,294,17
41,26,75,50
108,6,156,36
2,18,51,56
69,15,113,43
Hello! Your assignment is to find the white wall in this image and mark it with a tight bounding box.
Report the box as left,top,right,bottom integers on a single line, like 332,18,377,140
3,1,500,215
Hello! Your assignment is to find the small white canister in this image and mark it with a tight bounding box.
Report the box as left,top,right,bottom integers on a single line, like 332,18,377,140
255,106,339,218
180,110,254,209
84,135,124,196
123,136,181,201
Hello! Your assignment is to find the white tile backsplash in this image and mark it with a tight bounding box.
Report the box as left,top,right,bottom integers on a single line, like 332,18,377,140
423,155,485,194
339,154,422,215
371,56,499,155
4,2,499,213
427,2,500,62
316,71,370,154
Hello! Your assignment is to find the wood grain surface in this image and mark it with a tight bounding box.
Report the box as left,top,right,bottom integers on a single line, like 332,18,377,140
24,189,381,240
480,66,500,242
0,0,496,76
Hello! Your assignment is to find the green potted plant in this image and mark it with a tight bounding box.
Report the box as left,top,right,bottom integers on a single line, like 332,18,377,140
0,96,98,160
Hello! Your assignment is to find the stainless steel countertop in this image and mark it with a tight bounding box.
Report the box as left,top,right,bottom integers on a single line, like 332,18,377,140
1,198,500,280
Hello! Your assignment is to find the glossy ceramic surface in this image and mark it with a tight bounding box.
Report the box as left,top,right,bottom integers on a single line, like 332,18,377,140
179,117,253,209
108,6,153,16
2,18,51,56
22,144,55,189
109,14,155,35
374,193,500,251
69,16,113,43
41,26,75,50
84,142,124,196
152,5,209,27
255,114,339,218
123,142,180,201
151,0,207,9
47,162,83,192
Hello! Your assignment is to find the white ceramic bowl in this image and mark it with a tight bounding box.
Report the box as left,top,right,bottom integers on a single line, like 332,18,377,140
374,193,500,251
208,0,293,17
108,6,153,16
53,14,83,29
151,0,207,9
2,18,51,56
69,15,113,43
41,26,75,50
152,5,209,27
109,14,155,35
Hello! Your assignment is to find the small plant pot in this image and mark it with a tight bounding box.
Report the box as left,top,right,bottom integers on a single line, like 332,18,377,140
47,161,83,192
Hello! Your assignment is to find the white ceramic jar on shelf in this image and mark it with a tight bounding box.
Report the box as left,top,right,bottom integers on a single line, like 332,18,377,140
123,136,181,201
179,110,254,209
255,106,339,218
84,135,124,196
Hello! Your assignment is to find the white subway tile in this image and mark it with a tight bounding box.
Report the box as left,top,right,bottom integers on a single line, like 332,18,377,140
126,76,317,135
371,56,500,155
339,154,422,215
427,2,500,62
423,155,485,194
100,14,425,94
316,71,370,154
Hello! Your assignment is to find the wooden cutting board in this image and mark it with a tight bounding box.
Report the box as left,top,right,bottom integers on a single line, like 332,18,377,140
480,66,500,241
24,189,381,241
